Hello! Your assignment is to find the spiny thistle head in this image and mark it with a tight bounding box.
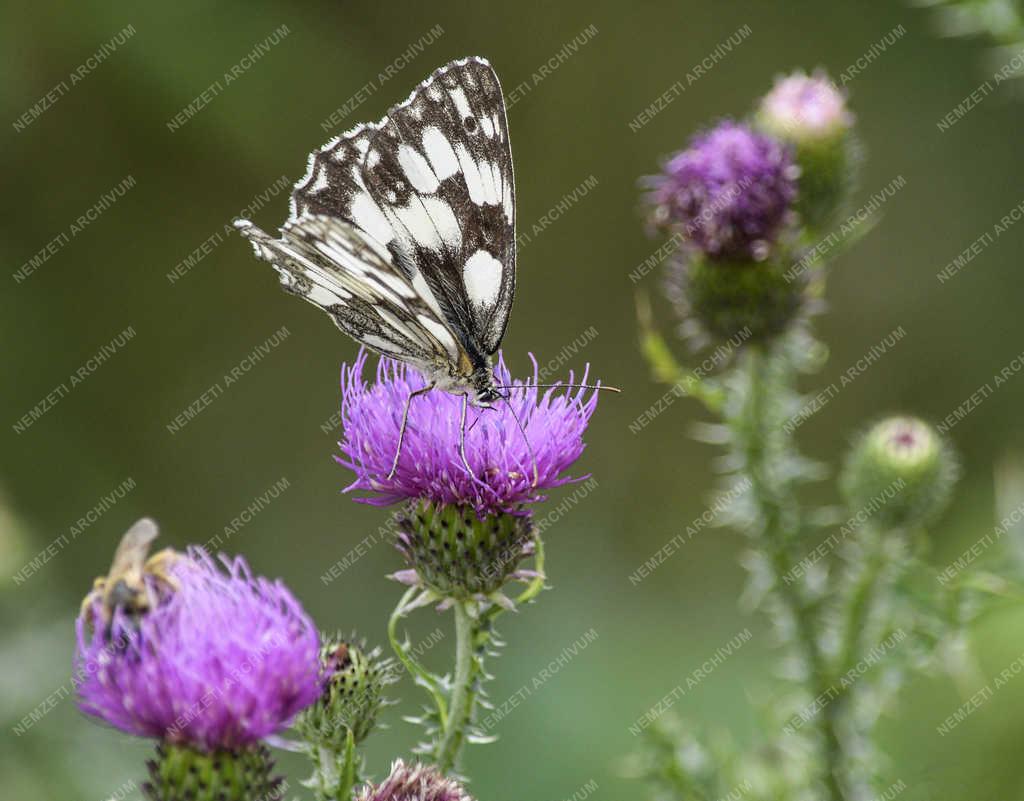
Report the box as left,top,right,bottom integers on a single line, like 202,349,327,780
393,499,537,602
297,634,395,748
644,120,798,262
841,416,959,529
357,760,474,801
756,70,858,231
74,544,321,754
337,349,600,517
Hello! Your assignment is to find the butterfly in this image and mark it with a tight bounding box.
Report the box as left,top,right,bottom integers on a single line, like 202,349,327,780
235,57,612,478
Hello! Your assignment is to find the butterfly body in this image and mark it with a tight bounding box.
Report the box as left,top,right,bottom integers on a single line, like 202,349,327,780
235,56,515,418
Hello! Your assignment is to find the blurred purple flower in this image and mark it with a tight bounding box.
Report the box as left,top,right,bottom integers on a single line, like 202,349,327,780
759,70,853,141
645,120,798,261
358,760,473,801
74,548,321,753
336,349,600,516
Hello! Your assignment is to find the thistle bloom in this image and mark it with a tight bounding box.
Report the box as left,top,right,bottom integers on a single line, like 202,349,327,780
337,349,599,517
74,547,321,753
357,760,473,801
758,71,853,143
645,120,798,261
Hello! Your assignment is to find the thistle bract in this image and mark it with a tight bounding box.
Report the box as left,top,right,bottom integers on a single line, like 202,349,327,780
664,251,808,345
74,547,322,753
645,120,798,261
394,499,536,599
337,349,600,517
841,416,958,529
144,743,284,801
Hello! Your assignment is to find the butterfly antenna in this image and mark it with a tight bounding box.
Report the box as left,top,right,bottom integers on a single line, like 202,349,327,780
493,383,622,393
500,393,539,487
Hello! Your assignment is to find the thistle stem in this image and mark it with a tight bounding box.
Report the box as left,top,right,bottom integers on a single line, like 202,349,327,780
835,527,887,684
436,600,477,773
740,347,845,801
309,730,358,801
339,729,358,801
388,587,448,726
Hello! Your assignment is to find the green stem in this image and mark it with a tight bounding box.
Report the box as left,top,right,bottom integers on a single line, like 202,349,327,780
339,729,358,801
391,533,547,773
835,528,887,685
740,347,845,801
309,729,359,801
388,586,449,727
436,600,477,773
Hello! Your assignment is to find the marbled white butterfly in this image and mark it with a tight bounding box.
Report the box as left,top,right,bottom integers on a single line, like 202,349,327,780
235,56,610,477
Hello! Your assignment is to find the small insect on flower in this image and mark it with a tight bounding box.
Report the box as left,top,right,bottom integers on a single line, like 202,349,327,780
234,57,615,481
79,517,181,629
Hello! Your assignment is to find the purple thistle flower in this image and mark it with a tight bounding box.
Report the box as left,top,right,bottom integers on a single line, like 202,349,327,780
759,70,853,142
336,348,599,516
357,760,473,801
645,120,798,261
74,547,321,753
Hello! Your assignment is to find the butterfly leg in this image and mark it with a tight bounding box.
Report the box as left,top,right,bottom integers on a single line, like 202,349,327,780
458,392,474,476
387,385,434,480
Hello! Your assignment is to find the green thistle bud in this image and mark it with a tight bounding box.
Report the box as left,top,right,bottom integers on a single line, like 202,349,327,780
841,416,959,529
394,499,536,601
297,635,394,749
666,251,807,346
756,70,859,232
144,743,284,801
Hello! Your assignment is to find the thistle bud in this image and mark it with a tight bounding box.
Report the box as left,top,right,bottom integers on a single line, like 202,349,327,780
393,499,535,601
297,635,394,749
756,71,858,232
841,416,958,529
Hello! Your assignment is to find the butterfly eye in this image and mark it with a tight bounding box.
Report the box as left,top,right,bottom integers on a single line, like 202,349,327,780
462,116,478,133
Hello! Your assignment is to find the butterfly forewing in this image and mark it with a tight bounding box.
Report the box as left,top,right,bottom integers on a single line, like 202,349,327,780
289,122,407,264
234,215,465,369
358,57,516,357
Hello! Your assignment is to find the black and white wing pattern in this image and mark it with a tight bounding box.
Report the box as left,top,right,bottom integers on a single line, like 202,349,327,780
289,56,515,359
234,214,469,375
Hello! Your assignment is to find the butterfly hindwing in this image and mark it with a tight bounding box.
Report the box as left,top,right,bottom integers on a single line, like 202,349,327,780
234,215,466,370
357,57,516,357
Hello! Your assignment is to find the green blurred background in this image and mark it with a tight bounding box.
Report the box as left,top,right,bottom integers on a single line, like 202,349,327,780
3,1,1024,798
